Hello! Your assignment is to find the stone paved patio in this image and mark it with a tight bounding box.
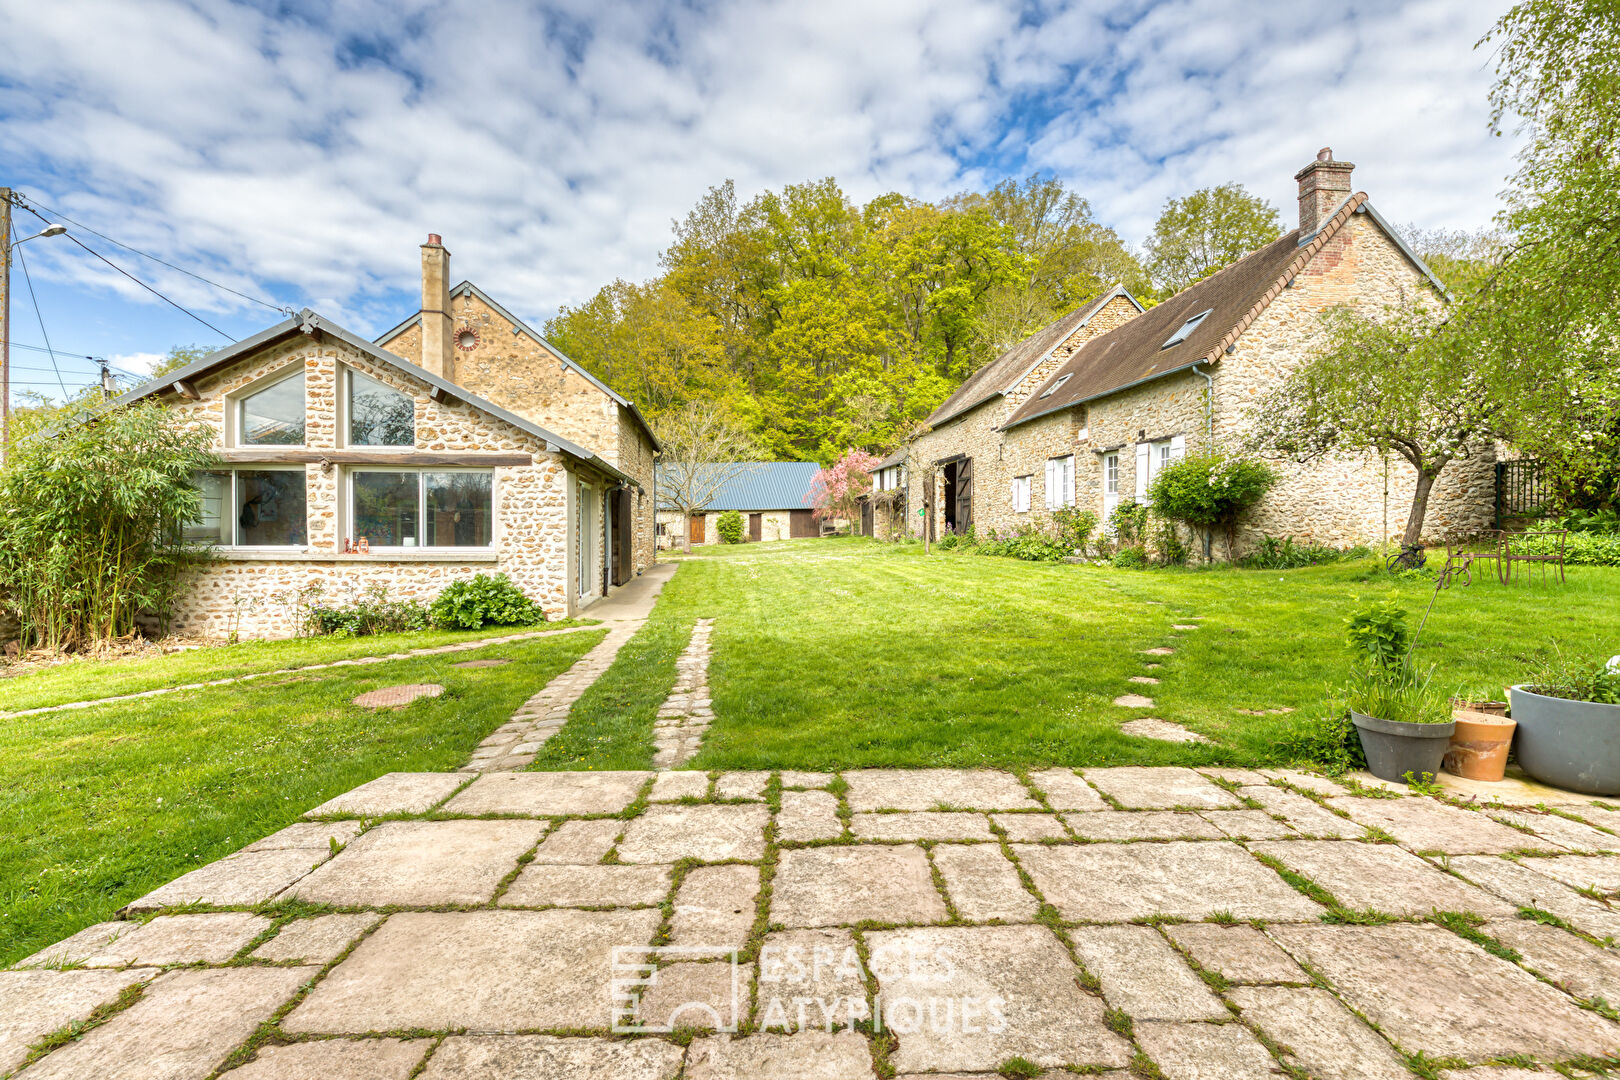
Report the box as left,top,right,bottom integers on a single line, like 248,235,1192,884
8,765,1620,1078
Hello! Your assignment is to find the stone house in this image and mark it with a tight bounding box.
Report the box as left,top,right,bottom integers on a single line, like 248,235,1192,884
862,450,908,540
121,236,659,637
655,461,822,546
891,150,1495,555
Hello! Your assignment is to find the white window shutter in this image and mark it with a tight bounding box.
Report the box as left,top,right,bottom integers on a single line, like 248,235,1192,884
1063,455,1074,506
1170,434,1186,462
1135,443,1151,499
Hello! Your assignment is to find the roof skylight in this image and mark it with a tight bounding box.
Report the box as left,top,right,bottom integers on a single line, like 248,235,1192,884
1038,373,1072,399
1161,309,1212,349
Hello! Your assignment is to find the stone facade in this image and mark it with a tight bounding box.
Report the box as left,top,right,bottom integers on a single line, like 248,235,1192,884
156,334,619,638
656,509,799,547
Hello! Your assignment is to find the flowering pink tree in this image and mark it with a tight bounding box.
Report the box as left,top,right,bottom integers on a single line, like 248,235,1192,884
810,448,882,532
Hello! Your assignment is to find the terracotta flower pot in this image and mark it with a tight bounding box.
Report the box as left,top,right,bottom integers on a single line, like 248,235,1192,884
1442,708,1517,782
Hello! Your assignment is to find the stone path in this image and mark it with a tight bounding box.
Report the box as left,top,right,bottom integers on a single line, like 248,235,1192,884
652,618,715,768
12,765,1620,1078
1116,613,1210,744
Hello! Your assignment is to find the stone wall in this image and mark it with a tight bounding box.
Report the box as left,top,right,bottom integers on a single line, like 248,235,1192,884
656,509,799,546
158,336,597,637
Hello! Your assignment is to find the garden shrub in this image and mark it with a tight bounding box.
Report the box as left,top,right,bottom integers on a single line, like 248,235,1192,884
1108,501,1149,547
306,586,429,637
1241,535,1372,569
428,573,546,630
1152,517,1190,565
1111,545,1149,569
715,509,745,544
1051,507,1099,551
1511,530,1620,565
975,525,1069,562
1147,452,1278,560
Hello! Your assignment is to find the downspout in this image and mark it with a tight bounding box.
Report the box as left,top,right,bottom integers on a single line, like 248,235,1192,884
1191,363,1215,447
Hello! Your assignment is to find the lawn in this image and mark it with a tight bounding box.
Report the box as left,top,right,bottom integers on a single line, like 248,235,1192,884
0,628,604,967
0,619,593,713
566,537,1620,772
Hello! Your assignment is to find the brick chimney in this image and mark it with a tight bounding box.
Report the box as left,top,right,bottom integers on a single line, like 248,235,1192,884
420,234,453,379
1294,148,1355,240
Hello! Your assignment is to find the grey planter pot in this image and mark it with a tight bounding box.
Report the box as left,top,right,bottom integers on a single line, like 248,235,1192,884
1508,685,1620,796
1351,711,1456,784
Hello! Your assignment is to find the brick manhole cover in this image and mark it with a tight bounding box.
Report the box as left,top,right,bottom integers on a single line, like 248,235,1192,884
352,683,445,708
452,659,511,669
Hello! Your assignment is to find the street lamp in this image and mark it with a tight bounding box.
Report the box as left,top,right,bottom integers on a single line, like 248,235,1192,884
1,191,70,456
16,223,68,243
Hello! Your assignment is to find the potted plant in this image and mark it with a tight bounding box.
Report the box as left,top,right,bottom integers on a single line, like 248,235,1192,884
1509,655,1620,795
1443,698,1517,782
1341,596,1455,783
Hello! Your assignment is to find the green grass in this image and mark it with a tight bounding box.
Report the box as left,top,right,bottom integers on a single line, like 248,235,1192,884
641,537,1620,770
0,620,594,713
0,629,604,967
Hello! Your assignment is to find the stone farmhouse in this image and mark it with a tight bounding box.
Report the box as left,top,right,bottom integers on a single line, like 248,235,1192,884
656,461,822,547
121,235,659,637
880,150,1496,554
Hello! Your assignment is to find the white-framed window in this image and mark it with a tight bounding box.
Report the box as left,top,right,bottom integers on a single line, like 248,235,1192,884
1044,454,1075,509
238,371,306,446
185,468,309,547
349,468,493,548
1135,435,1187,502
1012,475,1031,513
1103,453,1120,521
346,368,415,447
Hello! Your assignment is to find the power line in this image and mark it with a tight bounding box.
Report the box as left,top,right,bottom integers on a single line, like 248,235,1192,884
12,193,292,316
0,339,100,360
11,222,71,400
62,233,231,340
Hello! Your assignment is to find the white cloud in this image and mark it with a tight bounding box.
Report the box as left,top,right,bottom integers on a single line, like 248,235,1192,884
0,0,1517,340
109,352,168,376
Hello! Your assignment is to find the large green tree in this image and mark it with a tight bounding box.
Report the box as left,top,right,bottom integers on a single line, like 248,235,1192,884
1143,183,1284,297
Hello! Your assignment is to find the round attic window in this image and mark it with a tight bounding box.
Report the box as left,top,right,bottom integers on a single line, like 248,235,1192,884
455,327,479,351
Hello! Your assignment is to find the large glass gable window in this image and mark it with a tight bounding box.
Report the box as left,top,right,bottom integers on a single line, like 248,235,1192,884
239,372,306,445
352,470,492,548
183,469,308,547
348,369,415,446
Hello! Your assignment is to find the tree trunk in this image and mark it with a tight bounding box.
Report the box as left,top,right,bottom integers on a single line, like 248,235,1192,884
1403,469,1440,546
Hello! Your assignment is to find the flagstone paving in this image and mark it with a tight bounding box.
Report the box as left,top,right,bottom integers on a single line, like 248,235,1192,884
652,617,715,768
11,767,1620,1078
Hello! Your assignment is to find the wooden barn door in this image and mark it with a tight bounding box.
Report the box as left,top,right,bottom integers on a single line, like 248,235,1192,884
690,514,706,544
955,458,973,533
789,509,816,538
860,501,873,536
748,513,763,541
612,489,632,585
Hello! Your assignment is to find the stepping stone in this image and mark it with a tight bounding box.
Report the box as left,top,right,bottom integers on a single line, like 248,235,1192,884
670,865,760,952
1028,768,1108,811
772,846,947,927
0,969,160,1074
865,924,1132,1072
444,771,649,816
1164,924,1308,984
649,771,710,801
1268,923,1620,1061
1249,841,1515,918
931,843,1038,922
419,1035,685,1079
83,912,271,967
1069,925,1226,1020
530,820,623,864
1171,624,1199,631
283,909,661,1032
758,928,868,1032
1066,811,1224,841
843,769,1038,811
635,961,753,1032
1239,787,1365,838
1084,767,1239,810
1134,1021,1277,1080
251,914,380,964
1120,718,1211,744
243,820,365,852
306,772,466,817
1490,920,1620,1003
1229,985,1412,1080
1325,797,1540,855
1014,841,1324,922
617,804,770,864
288,820,546,907
502,864,672,908
1129,675,1160,684
451,658,511,668
1489,811,1620,853
991,813,1069,841
223,1037,428,1079
21,966,316,1080
686,1031,874,1079
777,790,843,842
1113,693,1155,708
351,683,444,708
1201,809,1298,840
1142,647,1175,656
714,772,770,800
1517,853,1620,892
125,848,332,912
1453,855,1620,939
851,811,993,842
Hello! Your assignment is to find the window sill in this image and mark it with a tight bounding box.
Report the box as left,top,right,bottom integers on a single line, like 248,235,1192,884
208,548,499,563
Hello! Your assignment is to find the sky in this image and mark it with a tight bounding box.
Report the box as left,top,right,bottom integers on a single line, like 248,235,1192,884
0,0,1518,402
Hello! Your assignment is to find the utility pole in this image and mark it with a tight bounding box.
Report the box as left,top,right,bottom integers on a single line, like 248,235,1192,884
2,186,11,458
99,356,115,400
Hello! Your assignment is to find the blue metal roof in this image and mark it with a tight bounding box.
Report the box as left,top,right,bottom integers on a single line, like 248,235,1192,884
657,461,820,511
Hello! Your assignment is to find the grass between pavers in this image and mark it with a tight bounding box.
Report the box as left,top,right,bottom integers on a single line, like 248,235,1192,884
0,628,605,968
640,537,1620,770
0,619,596,714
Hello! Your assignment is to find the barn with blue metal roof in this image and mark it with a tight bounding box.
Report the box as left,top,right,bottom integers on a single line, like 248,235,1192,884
655,462,826,545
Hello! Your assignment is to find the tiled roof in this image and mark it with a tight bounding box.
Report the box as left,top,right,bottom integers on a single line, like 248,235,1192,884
1004,194,1394,429
923,286,1137,429
656,461,821,511
869,447,908,471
